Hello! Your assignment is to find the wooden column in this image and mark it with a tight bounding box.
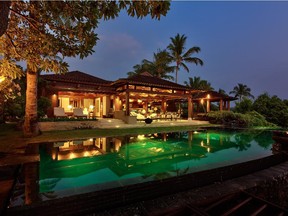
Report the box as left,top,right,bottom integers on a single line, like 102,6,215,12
188,96,193,120
125,92,130,116
227,101,230,111
114,96,121,111
206,100,210,112
220,99,223,111
162,99,167,113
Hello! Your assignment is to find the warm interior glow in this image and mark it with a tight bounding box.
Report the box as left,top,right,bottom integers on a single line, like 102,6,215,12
207,94,210,99
137,135,145,140
0,76,5,83
69,153,75,159
200,99,204,104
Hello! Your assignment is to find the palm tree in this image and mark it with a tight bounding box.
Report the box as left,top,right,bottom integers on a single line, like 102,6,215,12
218,88,228,96
127,49,174,80
127,62,150,77
167,33,203,83
184,76,213,91
229,83,254,102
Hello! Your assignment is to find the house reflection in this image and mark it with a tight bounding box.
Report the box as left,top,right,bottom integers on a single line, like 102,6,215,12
44,137,123,161
12,130,273,207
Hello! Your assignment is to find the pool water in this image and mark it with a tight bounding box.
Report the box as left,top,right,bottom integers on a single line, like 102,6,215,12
39,129,274,198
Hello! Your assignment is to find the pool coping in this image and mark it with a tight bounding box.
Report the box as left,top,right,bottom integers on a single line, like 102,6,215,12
6,152,288,216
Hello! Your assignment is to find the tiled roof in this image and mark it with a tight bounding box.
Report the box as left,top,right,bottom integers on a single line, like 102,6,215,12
40,71,112,85
113,72,191,91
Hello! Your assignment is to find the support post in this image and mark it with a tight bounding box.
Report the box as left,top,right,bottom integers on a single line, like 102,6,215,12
188,96,193,121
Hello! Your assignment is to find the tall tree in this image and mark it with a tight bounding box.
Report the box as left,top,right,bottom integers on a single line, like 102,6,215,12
229,83,254,102
128,49,173,80
184,76,213,90
148,49,174,79
127,61,152,77
0,1,11,37
218,88,227,96
0,1,170,137
167,33,203,83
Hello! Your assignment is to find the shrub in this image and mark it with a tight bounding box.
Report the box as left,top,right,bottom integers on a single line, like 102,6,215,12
37,96,51,118
206,110,276,128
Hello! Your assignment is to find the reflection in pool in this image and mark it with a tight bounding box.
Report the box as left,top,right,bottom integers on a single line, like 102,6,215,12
38,129,274,198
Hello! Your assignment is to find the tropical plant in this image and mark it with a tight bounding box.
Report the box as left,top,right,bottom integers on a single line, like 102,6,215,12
147,49,174,80
167,33,203,83
127,49,174,80
234,97,253,114
229,83,254,102
184,76,213,90
218,88,228,96
0,1,170,137
127,62,151,77
206,110,275,128
0,59,23,99
253,93,288,127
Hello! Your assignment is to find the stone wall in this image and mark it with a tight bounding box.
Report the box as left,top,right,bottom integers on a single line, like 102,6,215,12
38,121,101,132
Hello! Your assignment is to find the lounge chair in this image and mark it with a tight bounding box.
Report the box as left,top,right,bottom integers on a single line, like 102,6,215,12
54,107,68,118
73,108,88,119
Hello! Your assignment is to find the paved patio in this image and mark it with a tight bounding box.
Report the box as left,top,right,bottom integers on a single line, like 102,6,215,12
38,118,210,131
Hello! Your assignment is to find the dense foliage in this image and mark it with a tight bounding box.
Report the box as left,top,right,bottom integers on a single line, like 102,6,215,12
206,111,276,128
0,1,170,137
233,93,288,128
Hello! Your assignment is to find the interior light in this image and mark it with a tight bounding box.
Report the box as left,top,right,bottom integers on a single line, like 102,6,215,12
89,105,94,110
137,135,145,140
0,76,5,83
69,153,75,159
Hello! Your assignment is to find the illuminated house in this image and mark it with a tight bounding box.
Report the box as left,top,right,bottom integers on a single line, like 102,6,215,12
40,71,236,121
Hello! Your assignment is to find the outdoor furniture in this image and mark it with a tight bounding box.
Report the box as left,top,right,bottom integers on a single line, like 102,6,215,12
54,107,68,118
73,108,88,119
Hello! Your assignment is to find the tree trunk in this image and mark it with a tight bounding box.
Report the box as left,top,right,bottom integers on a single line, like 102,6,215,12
0,1,11,37
23,65,40,137
175,66,178,84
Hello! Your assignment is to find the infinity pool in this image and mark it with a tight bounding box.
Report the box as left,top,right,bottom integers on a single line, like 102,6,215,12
37,129,273,199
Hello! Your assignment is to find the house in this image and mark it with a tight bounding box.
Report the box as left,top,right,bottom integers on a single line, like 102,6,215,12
40,71,236,121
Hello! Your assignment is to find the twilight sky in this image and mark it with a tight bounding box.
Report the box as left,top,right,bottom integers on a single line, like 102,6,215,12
66,1,288,100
